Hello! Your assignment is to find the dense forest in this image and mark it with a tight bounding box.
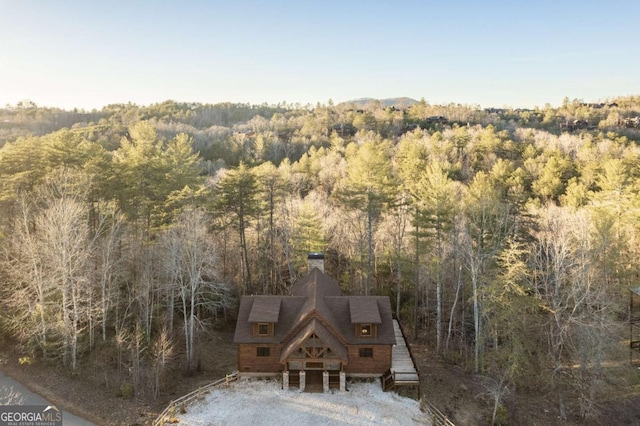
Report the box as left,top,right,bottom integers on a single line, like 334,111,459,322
1,96,640,421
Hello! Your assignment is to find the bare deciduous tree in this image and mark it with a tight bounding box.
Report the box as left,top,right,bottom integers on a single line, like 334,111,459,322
37,171,94,371
2,196,52,357
3,170,97,370
161,208,231,374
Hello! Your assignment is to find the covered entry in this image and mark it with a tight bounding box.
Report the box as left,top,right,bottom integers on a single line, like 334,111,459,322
280,319,347,392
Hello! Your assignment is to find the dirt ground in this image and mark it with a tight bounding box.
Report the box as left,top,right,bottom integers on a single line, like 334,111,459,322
0,326,237,426
1,324,639,426
411,337,640,426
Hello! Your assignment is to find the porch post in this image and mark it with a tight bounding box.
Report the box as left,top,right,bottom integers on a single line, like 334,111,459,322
283,371,289,390
323,371,329,393
339,372,346,392
299,370,306,392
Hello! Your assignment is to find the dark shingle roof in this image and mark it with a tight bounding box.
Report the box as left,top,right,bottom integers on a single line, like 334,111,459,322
326,296,395,345
349,297,382,324
233,269,395,349
234,296,306,344
291,268,342,297
248,297,281,323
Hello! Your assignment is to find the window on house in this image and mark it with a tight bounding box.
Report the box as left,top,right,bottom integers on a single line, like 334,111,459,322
257,347,270,357
357,324,377,338
359,348,373,358
258,323,270,335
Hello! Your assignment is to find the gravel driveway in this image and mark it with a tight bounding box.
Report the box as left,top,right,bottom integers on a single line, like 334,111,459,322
177,378,430,425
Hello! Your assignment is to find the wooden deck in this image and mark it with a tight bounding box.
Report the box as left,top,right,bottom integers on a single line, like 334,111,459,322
390,320,420,384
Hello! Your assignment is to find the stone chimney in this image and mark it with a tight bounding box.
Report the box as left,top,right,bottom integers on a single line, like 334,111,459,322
307,252,325,272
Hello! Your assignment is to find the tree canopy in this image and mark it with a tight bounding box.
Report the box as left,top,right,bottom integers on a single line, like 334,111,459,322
2,96,640,419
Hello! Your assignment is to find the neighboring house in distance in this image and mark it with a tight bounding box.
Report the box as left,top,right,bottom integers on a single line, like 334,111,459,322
233,253,396,391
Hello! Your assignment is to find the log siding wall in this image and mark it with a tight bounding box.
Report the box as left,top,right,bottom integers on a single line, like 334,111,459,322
239,343,392,375
238,344,283,373
344,345,392,375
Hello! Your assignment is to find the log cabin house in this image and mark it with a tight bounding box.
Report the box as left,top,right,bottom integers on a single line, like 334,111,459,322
233,253,396,391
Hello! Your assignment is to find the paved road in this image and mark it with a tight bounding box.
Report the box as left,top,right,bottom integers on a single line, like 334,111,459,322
0,370,96,425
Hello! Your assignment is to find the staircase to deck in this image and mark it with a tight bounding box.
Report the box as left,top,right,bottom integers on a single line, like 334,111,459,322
382,320,420,397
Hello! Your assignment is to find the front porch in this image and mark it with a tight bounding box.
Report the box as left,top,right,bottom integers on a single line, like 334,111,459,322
283,369,346,392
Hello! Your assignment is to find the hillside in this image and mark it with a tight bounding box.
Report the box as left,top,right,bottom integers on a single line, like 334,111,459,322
1,95,640,425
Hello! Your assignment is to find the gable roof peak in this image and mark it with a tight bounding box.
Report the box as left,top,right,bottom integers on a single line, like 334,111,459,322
291,268,342,298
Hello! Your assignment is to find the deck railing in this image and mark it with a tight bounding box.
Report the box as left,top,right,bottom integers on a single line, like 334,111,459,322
388,319,421,399
394,319,421,380
421,398,456,426
152,371,238,426
382,370,420,388
392,318,455,425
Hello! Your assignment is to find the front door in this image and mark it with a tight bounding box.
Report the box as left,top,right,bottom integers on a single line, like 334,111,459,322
305,370,323,392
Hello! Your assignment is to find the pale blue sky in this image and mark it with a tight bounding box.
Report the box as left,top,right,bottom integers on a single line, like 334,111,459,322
1,1,638,110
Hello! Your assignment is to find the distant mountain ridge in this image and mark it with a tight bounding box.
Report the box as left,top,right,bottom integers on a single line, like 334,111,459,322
339,97,419,108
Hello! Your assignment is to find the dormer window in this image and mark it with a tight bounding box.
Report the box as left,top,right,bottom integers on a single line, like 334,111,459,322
349,297,381,338
254,322,274,337
356,323,377,338
248,297,280,337
258,323,269,335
